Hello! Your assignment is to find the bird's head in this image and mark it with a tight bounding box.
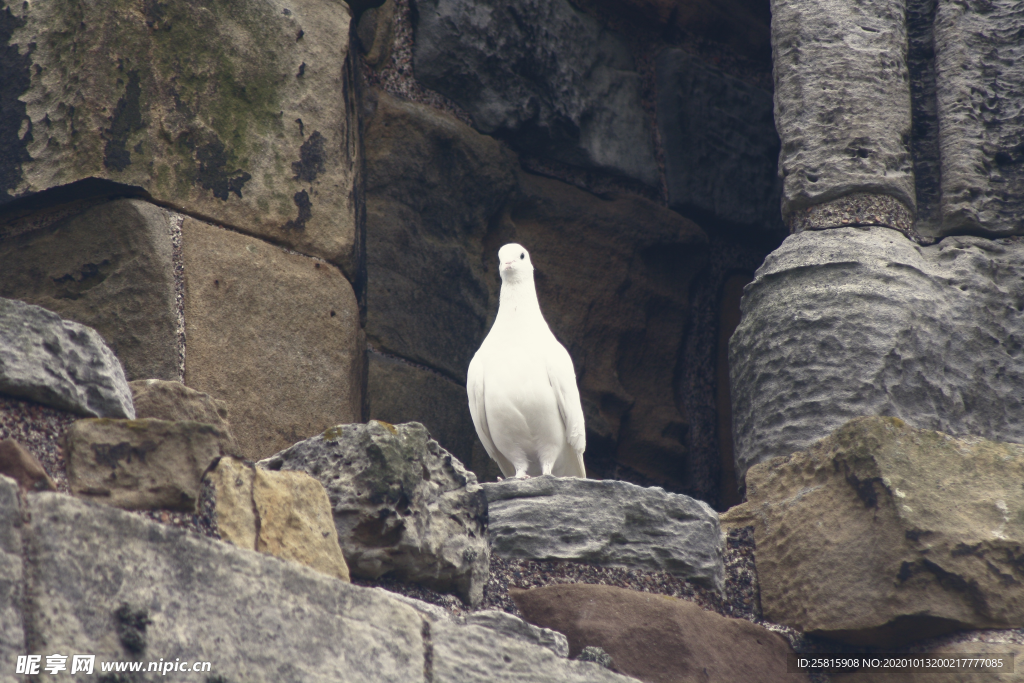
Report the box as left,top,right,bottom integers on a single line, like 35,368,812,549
497,243,534,284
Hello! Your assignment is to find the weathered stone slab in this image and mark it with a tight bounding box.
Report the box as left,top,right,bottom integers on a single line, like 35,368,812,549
0,0,358,269
259,421,490,605
253,468,351,582
746,417,1024,646
181,217,362,462
656,49,783,234
729,227,1024,484
363,90,516,383
412,0,659,186
0,476,24,682
0,199,178,381
932,0,1024,237
483,477,724,591
65,418,228,511
771,0,915,226
0,297,135,419
512,584,807,683
23,492,426,683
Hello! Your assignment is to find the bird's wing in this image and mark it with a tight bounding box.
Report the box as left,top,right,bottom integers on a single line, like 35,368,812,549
547,342,586,478
467,353,516,478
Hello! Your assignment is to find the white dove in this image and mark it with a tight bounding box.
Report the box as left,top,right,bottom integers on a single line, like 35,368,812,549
467,243,586,479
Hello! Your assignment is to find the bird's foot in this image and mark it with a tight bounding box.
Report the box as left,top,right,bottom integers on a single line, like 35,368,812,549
513,472,531,480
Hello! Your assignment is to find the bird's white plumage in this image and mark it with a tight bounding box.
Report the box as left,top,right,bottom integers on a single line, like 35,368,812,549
467,244,586,479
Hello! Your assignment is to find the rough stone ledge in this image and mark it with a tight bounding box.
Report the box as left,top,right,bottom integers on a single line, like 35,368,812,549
484,476,725,592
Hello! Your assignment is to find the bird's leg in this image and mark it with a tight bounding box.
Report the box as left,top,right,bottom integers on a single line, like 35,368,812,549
513,469,531,479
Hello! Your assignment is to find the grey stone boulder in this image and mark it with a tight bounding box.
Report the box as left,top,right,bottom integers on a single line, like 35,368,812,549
258,421,490,606
656,49,783,234
0,199,178,382
932,0,1024,237
483,476,724,591
729,227,1024,485
771,0,914,225
412,0,659,186
0,298,134,419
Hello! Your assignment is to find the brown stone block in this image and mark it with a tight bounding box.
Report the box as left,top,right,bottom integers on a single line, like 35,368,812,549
511,583,805,683
182,217,361,461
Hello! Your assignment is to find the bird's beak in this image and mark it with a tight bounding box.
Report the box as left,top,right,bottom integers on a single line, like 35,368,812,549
503,261,515,270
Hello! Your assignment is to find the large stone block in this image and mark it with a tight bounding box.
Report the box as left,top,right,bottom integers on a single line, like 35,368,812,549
0,0,358,269
0,297,134,419
65,418,229,511
511,584,806,683
771,0,914,225
0,476,23,682
932,0,1024,237
484,477,724,591
508,173,707,488
181,217,362,461
411,0,659,186
730,227,1024,484
367,351,477,469
746,417,1024,646
656,49,783,234
259,421,490,606
23,492,426,682
363,90,516,382
0,199,177,381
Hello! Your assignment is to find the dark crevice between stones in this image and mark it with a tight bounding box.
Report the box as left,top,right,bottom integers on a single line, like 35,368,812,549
906,0,942,232
0,178,149,219
422,619,434,682
103,69,144,172
0,6,32,201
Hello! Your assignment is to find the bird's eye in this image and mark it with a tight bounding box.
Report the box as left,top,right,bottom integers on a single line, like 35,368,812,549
520,253,525,259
